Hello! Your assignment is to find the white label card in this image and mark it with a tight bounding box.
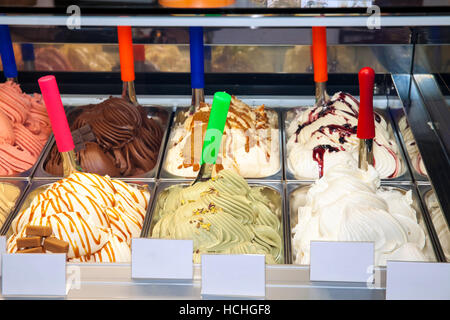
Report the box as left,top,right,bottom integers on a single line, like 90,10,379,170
131,238,193,279
0,236,5,277
201,254,265,297
386,261,450,300
310,241,374,283
2,253,66,296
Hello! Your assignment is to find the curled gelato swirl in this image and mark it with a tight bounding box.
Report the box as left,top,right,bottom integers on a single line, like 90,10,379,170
164,96,280,178
0,183,20,227
286,92,402,179
7,172,150,262
0,81,51,176
151,170,283,264
426,191,450,261
291,164,433,266
45,97,164,177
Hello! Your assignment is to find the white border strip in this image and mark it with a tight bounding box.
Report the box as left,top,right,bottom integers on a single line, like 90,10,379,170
0,15,449,27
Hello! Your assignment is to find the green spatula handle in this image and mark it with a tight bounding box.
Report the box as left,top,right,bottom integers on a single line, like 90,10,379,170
200,92,231,165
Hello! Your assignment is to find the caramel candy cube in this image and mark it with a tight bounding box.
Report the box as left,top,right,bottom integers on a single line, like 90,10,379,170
26,225,52,237
43,237,69,253
16,236,42,249
17,247,44,254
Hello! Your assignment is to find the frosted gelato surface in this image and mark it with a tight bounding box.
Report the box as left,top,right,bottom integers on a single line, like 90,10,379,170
151,170,283,264
44,97,164,177
164,96,280,178
291,164,434,266
398,116,427,176
0,182,20,228
0,81,51,176
7,172,150,262
286,92,402,179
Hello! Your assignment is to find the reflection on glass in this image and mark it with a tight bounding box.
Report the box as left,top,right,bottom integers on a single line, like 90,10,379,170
212,46,277,72
2,42,446,75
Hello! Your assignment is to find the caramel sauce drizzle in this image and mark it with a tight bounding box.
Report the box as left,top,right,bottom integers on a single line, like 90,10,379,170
10,173,147,261
182,99,270,171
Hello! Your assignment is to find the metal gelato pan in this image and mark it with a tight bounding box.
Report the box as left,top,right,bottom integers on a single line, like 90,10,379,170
0,179,29,233
2,177,155,263
417,184,450,262
143,180,287,264
159,106,284,181
283,97,412,183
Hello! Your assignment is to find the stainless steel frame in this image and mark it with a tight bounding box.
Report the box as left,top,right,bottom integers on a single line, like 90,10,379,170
392,74,450,240
387,96,429,182
1,15,449,28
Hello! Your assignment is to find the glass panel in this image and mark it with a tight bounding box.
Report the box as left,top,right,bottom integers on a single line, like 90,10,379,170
1,42,411,74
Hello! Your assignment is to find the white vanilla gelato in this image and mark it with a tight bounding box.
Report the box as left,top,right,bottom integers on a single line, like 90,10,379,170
286,92,402,179
291,164,433,266
164,96,280,178
7,172,150,262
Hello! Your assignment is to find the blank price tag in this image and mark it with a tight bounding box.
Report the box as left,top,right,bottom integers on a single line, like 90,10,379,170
2,253,66,296
201,254,265,297
386,261,450,300
131,238,193,279
0,236,5,277
310,241,374,282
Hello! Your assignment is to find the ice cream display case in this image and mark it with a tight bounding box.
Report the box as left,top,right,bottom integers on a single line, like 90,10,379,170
0,0,449,300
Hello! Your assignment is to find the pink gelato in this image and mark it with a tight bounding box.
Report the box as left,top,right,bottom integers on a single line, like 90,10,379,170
0,81,51,175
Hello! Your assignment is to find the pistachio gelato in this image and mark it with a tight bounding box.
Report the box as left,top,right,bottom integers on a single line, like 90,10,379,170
151,170,283,264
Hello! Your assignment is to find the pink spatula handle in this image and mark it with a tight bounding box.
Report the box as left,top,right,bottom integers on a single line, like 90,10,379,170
38,75,74,152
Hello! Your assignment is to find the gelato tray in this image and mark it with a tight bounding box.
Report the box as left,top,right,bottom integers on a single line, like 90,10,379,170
388,97,429,182
286,173,438,266
34,97,171,180
417,184,450,262
144,171,287,264
2,173,155,263
0,81,53,179
159,96,283,180
284,94,411,182
0,180,29,232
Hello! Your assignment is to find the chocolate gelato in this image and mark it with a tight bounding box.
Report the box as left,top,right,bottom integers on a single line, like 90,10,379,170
44,97,164,177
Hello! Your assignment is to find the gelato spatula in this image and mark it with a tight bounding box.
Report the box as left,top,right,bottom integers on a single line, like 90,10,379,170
189,26,205,114
191,91,231,185
118,26,138,106
0,25,18,82
357,67,376,171
312,26,330,107
38,75,81,176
